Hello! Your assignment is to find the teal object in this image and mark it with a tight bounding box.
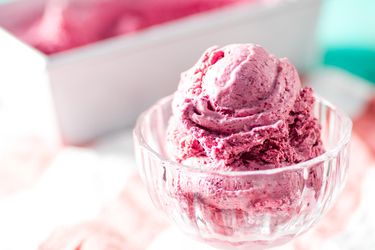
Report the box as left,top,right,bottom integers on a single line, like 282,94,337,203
318,0,375,83
324,48,375,84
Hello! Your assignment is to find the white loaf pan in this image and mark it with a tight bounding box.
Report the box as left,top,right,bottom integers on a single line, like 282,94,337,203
0,0,321,145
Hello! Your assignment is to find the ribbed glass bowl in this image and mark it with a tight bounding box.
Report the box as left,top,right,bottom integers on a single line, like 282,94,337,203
133,95,352,250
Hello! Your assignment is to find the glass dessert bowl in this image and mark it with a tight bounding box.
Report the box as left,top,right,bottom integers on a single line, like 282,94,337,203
134,43,352,249
133,95,352,250
134,94,352,249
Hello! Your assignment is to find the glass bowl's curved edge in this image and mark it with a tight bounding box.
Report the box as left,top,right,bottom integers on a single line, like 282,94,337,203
133,94,353,176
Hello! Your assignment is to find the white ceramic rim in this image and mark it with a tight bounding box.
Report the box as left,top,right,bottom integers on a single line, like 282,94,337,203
134,94,352,176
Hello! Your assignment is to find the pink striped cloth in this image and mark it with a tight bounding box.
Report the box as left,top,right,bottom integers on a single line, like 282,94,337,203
39,174,168,250
0,136,57,196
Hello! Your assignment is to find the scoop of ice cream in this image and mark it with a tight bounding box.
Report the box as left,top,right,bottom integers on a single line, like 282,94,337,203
169,44,323,170
166,43,324,237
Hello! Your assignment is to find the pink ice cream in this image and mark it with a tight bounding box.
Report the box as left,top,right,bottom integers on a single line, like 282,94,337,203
17,0,125,55
168,44,323,170
11,0,255,54
166,44,324,238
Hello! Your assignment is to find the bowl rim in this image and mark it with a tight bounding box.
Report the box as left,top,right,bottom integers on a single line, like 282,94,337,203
133,94,352,176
